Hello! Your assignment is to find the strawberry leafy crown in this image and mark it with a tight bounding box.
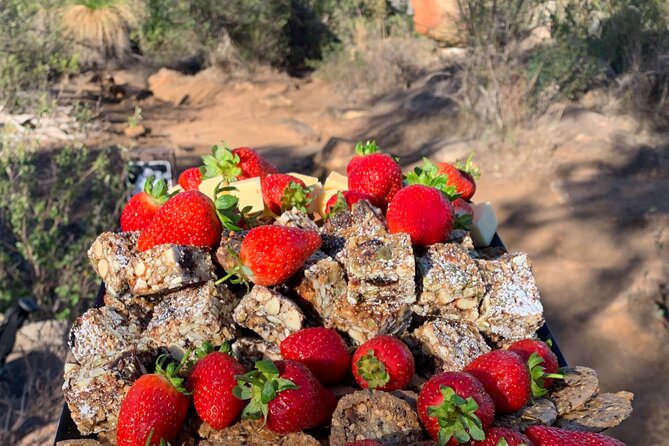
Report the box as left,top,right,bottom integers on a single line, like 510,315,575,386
428,385,485,446
201,143,242,181
355,140,380,156
405,158,460,201
280,181,312,213
232,359,299,425
154,351,191,395
454,153,481,180
143,175,174,204
326,191,349,219
216,246,252,291
527,352,564,398
356,350,390,389
496,439,528,446
145,430,171,446
214,183,259,231
194,341,231,359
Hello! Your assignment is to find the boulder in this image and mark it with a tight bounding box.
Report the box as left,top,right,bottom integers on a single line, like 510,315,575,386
412,0,466,47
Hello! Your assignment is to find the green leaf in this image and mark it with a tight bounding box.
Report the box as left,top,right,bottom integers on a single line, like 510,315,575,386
354,140,380,155
255,359,279,376
261,380,277,404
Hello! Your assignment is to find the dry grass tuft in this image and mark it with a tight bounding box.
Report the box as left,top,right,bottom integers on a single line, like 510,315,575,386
61,0,143,66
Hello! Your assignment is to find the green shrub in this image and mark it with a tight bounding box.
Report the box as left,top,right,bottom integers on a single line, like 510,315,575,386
0,140,127,318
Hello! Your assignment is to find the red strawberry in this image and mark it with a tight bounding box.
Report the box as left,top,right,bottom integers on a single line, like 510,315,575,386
345,441,383,446
120,176,172,232
233,359,336,433
524,426,625,446
347,140,381,176
453,198,473,217
473,427,534,446
435,155,480,201
352,336,414,391
325,191,383,217
464,350,531,414
417,371,495,445
186,342,247,430
261,174,311,215
137,190,222,251
508,339,562,395
222,225,321,286
233,146,278,179
280,327,351,385
117,355,189,446
348,151,402,205
178,167,203,191
386,184,455,246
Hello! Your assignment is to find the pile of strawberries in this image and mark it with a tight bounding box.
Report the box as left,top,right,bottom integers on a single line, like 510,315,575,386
112,143,626,446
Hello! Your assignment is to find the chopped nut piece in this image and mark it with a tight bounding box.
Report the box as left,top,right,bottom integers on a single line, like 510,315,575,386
555,391,634,432
233,286,305,346
414,243,485,320
290,251,346,323
143,281,238,352
87,232,138,296
195,419,321,445
494,398,558,430
345,232,415,306
328,297,411,345
274,208,319,231
68,307,142,366
330,390,424,446
102,291,156,325
230,336,282,371
549,366,600,416
127,244,214,296
62,352,144,435
412,319,490,372
475,253,544,346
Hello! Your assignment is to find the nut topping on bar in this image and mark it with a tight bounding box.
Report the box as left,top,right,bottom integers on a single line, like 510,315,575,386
290,250,346,323
87,231,138,296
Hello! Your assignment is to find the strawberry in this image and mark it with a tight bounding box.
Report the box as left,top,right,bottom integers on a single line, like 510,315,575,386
352,335,414,391
464,350,531,414
452,198,474,231
116,354,189,446
417,371,495,445
435,154,480,201
261,174,311,215
232,146,278,179
347,140,381,175
344,441,383,446
508,339,563,395
524,426,626,446
473,427,534,446
280,327,351,385
347,145,402,205
186,342,247,430
233,359,336,433
221,225,321,286
120,176,172,232
325,190,383,217
137,190,222,252
178,167,203,191
386,184,455,246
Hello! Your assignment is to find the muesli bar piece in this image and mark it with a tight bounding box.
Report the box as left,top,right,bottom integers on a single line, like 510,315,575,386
413,242,485,319
68,307,142,366
345,232,416,305
555,391,633,432
214,230,247,272
412,319,491,372
143,281,238,352
230,336,282,371
103,291,156,325
195,419,321,446
290,251,346,323
549,366,600,416
328,298,411,345
87,231,138,296
62,351,144,435
475,253,544,346
274,208,319,231
126,244,214,296
329,390,424,446
233,285,305,346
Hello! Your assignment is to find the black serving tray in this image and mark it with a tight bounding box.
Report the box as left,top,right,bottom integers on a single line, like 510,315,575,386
54,233,567,445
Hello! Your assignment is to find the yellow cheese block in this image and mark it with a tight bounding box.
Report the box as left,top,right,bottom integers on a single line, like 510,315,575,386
225,177,265,215
168,184,184,195
316,189,339,218
287,172,320,188
198,175,227,201
323,171,348,191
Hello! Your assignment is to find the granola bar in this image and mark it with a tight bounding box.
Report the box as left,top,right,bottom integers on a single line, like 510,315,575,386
289,251,346,323
329,390,424,446
274,208,319,231
328,297,411,345
230,336,282,371
412,319,490,372
549,366,600,416
143,281,238,353
68,307,142,366
345,232,415,306
494,398,558,430
127,244,214,296
475,253,544,346
195,419,321,446
555,391,633,432
414,243,485,320
233,285,305,346
62,352,144,435
102,291,156,325
215,230,247,272
87,232,138,296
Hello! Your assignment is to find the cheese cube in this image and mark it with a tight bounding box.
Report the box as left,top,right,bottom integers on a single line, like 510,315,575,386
226,177,265,214
470,202,498,248
323,172,349,191
317,189,339,218
287,173,320,188
168,184,184,195
198,175,227,201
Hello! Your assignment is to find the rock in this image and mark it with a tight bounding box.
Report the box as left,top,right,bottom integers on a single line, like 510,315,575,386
260,93,293,108
412,0,466,47
148,68,226,106
556,391,634,432
123,124,148,138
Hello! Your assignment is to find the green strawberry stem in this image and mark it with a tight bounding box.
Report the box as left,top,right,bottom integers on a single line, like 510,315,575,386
201,143,242,181
194,341,231,360
453,214,473,231
454,153,480,180
280,182,312,213
428,385,485,446
155,351,191,395
216,246,252,291
326,191,348,219
405,158,460,201
356,351,390,389
232,359,299,426
144,175,174,203
355,140,380,155
527,352,564,398
145,430,171,446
